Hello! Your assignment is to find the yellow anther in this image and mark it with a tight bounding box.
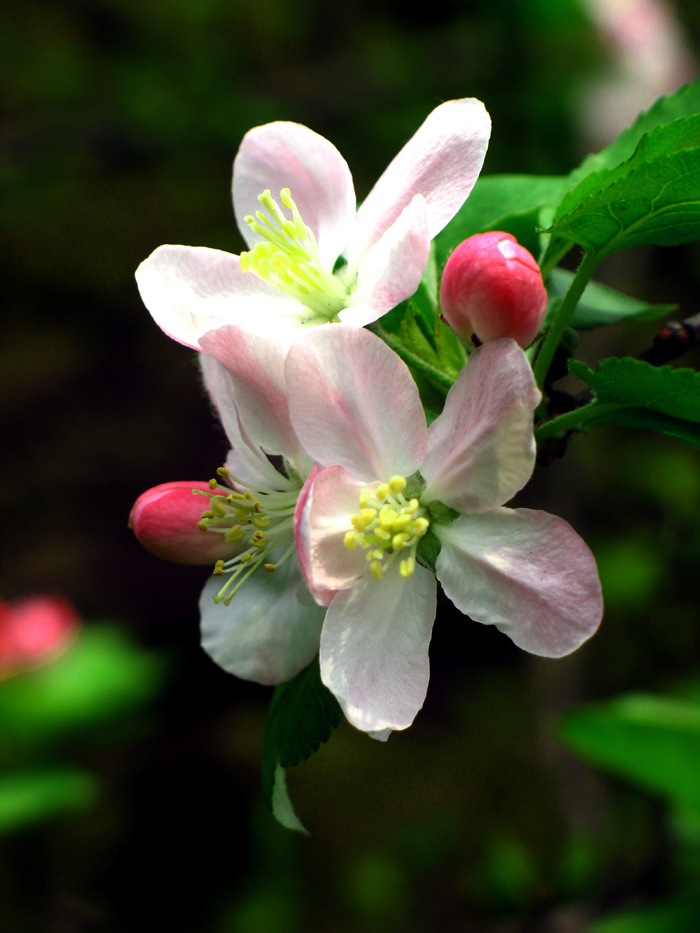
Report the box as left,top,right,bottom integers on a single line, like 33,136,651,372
358,489,371,508
351,513,366,532
213,560,225,575
250,531,267,548
392,532,410,550
379,508,397,529
201,510,214,520
225,525,245,543
210,499,227,518
217,466,230,477
230,492,246,501
209,478,219,490
408,498,420,512
375,528,391,541
413,517,430,536
399,558,416,579
375,484,389,501
343,531,357,550
370,560,383,581
197,520,209,531
392,514,412,531
240,553,252,563
360,508,377,526
251,515,270,528
388,475,407,494
264,563,276,572
367,549,384,561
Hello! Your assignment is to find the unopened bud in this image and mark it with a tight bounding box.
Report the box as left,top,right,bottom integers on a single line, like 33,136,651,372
129,481,240,564
440,232,547,348
0,595,79,677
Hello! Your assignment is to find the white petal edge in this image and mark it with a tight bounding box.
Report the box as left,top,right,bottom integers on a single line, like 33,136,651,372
200,553,324,685
232,121,356,268
320,564,437,733
135,244,291,350
422,339,541,512
286,323,427,483
347,98,491,263
435,508,603,658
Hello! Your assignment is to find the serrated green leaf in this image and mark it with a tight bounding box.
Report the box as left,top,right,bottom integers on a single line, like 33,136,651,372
568,79,700,188
550,115,700,256
434,174,565,265
0,625,167,740
560,693,700,816
262,657,341,833
570,357,700,423
545,269,675,329
0,769,99,835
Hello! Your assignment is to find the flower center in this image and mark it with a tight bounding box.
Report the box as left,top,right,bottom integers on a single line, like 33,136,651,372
239,188,350,322
343,474,430,581
196,467,299,605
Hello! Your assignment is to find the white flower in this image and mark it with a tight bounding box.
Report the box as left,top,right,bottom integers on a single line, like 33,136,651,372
288,326,603,737
135,100,491,347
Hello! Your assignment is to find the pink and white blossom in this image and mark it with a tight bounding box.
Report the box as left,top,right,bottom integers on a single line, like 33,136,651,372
288,326,603,737
135,100,491,348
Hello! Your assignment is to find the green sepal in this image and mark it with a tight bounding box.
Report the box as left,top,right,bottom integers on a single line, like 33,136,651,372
545,269,676,330
262,656,342,833
416,528,441,575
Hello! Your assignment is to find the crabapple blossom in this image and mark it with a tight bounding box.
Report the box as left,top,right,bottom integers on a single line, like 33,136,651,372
440,232,548,348
0,595,79,678
129,324,324,686
288,325,603,737
135,99,491,348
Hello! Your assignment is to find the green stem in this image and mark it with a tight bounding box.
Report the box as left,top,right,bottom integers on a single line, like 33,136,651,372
533,250,601,389
371,324,455,391
535,399,635,442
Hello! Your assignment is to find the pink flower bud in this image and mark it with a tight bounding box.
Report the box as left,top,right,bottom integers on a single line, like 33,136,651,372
0,595,79,676
440,232,548,348
129,481,239,564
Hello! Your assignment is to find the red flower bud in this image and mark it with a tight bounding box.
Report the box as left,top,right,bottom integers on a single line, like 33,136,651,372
440,232,547,348
129,481,239,565
0,595,79,676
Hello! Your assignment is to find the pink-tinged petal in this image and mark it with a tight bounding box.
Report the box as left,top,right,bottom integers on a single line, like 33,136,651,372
135,245,291,349
422,339,541,512
435,509,603,657
320,564,437,733
199,554,324,685
129,481,240,564
200,324,311,477
295,465,372,606
348,99,491,263
233,121,356,268
339,195,430,327
200,354,292,489
286,324,427,482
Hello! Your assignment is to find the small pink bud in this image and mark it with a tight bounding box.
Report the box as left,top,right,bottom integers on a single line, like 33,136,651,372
0,595,79,676
440,232,548,348
129,481,239,564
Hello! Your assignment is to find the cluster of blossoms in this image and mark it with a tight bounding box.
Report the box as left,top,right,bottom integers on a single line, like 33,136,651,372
131,100,603,737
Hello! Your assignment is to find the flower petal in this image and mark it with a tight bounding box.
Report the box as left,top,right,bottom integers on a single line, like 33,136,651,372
421,339,541,512
233,121,356,268
200,553,324,685
347,98,491,263
295,465,373,605
200,324,311,477
286,324,427,482
135,244,291,349
435,508,603,657
200,353,292,489
320,565,437,733
339,195,430,327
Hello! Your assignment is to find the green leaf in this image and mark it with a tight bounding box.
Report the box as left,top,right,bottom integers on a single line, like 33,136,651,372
434,174,566,265
589,894,700,933
568,79,700,188
583,407,700,448
0,625,167,741
570,357,700,423
0,769,99,835
560,693,700,815
545,269,675,329
262,656,342,833
550,115,700,256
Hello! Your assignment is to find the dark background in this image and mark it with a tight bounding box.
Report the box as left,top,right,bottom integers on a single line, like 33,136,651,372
2,1,700,930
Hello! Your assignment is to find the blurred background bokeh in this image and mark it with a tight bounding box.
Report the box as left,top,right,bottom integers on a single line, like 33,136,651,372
2,1,700,930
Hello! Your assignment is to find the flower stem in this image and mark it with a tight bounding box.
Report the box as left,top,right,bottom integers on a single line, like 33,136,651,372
533,250,600,389
535,399,635,442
